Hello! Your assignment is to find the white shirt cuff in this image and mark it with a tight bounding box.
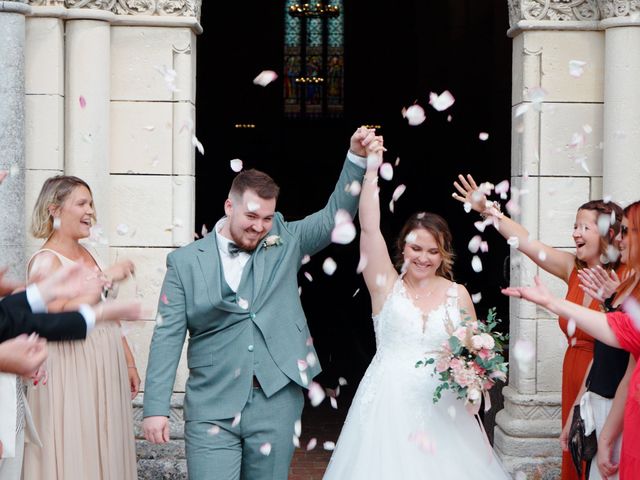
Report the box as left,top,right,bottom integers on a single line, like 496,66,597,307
347,150,367,169
26,284,47,313
78,304,96,334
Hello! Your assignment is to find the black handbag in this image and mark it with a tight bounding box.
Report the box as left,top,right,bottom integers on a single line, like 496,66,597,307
568,404,598,478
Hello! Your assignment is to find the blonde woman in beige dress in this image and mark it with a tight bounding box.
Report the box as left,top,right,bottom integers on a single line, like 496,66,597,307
23,176,138,480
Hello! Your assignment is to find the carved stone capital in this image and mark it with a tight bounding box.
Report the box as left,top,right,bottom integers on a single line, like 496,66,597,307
598,0,640,18
508,0,600,26
27,0,201,18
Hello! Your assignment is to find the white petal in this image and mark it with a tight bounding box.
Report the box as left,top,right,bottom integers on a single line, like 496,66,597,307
527,86,547,104
116,223,129,236
471,293,482,304
247,201,260,212
322,257,337,276
429,90,455,112
304,272,313,282
297,359,308,371
347,180,361,196
375,273,387,287
259,443,272,456
301,254,311,265
231,413,241,427
480,241,489,253
237,297,249,309
292,435,300,448
597,213,612,236
331,222,356,245
253,70,278,87
201,224,209,237
306,352,317,368
623,297,640,331
308,382,326,407
352,288,360,297
447,406,457,420
207,425,221,436
230,159,243,172
392,184,406,202
507,236,520,248
513,339,535,371
294,419,302,437
468,235,482,253
514,104,529,117
306,438,317,451
356,254,368,274
338,377,348,386
323,441,336,451
405,231,417,244
568,59,587,78
567,319,576,337
495,180,510,196
379,163,393,181
403,104,426,126
583,124,593,134
538,250,547,262
478,132,489,141
463,202,472,213
471,256,483,273
330,397,338,409
192,135,205,155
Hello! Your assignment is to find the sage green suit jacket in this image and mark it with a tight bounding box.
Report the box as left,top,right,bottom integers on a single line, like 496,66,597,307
143,156,364,421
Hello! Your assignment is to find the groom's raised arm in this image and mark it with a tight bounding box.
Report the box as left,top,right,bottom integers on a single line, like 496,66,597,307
143,253,188,421
286,128,372,256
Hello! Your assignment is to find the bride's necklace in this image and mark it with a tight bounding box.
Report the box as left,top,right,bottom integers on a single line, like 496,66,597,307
404,279,437,301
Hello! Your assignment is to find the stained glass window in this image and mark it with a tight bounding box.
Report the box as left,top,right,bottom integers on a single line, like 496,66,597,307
284,0,344,118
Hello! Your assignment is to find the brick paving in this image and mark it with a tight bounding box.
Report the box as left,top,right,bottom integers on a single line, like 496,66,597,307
288,392,351,480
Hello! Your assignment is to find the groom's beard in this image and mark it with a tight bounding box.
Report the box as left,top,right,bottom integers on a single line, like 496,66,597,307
229,227,265,252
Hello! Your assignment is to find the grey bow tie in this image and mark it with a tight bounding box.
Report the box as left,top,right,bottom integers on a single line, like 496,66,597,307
227,242,245,257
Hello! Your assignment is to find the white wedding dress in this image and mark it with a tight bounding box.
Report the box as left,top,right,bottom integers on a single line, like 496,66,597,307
323,279,511,479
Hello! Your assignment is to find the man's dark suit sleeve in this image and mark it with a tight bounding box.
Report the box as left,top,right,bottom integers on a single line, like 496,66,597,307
0,292,88,342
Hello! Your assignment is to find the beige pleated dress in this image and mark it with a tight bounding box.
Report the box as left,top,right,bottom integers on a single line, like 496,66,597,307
23,248,137,480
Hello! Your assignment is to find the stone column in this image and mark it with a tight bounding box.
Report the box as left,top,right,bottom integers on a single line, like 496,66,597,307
64,14,112,257
0,0,30,277
599,1,640,205
499,1,604,478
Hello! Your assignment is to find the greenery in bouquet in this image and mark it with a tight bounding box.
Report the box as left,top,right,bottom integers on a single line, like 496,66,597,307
416,307,508,411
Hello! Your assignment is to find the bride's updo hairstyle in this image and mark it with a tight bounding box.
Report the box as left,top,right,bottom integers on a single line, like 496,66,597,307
31,175,94,239
395,212,455,280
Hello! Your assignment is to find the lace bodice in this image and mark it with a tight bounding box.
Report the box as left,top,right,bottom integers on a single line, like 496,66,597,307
372,278,461,361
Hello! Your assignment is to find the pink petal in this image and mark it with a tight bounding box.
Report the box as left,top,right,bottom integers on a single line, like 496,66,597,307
304,272,313,282
379,163,393,181
259,443,272,456
402,104,426,126
161,293,169,305
308,382,326,407
306,438,317,451
392,184,406,202
253,70,278,87
356,254,368,274
79,95,87,109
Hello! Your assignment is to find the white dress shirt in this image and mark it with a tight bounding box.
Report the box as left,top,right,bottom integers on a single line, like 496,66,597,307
25,284,95,332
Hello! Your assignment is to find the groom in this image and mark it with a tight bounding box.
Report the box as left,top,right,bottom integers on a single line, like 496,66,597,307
143,128,372,479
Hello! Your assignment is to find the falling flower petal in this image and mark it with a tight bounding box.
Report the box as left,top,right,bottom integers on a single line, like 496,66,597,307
331,209,356,244
569,60,587,78
352,288,360,297
356,254,368,274
408,431,435,454
301,254,311,265
155,313,164,326
392,184,406,202
480,241,489,253
330,397,338,409
294,419,302,437
514,104,529,117
306,352,317,368
293,435,300,448
468,235,482,253
299,370,308,385
394,157,400,166
201,224,209,237
567,319,576,337
155,64,179,92
53,217,62,230
232,413,241,427
598,213,612,236
259,443,272,456
161,293,169,305
306,438,317,451
192,135,205,155
116,223,129,236
405,231,417,244
297,359,308,372
207,425,220,436
528,86,547,105
230,159,243,172
247,201,260,212
322,257,337,275
495,180,510,200
513,339,535,371
144,125,155,131
304,272,313,282
347,180,361,196
375,273,387,287
575,155,590,173
478,132,489,141
237,297,249,309
253,70,278,87
463,202,472,213
308,382,325,407
402,104,426,126
447,115,452,122
323,441,336,451
472,293,482,304
79,95,87,109
447,406,457,420
507,236,520,248
429,90,455,112
471,256,483,273
379,163,393,181
538,251,547,262
338,377,348,386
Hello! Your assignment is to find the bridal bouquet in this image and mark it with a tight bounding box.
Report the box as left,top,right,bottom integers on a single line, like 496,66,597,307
416,308,508,412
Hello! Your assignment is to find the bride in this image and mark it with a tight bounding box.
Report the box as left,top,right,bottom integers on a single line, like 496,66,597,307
323,135,510,479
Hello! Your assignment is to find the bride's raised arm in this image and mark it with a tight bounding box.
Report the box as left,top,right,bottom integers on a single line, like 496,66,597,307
359,135,398,314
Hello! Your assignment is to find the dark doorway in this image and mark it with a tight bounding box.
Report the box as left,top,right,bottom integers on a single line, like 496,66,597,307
195,0,512,407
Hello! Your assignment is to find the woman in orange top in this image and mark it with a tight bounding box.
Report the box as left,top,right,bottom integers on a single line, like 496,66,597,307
453,175,622,480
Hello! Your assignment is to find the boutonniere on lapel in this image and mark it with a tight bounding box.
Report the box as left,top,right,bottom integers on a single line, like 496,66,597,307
262,235,282,250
